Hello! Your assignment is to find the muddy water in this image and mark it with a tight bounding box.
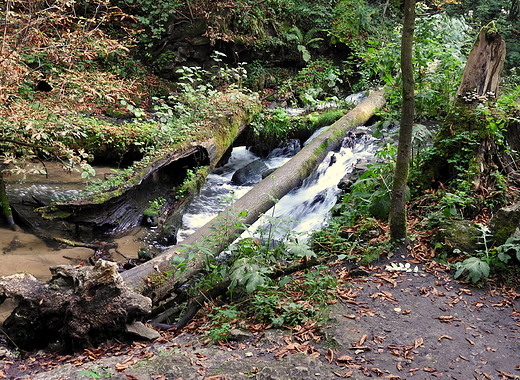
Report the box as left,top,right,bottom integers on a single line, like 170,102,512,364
1,164,148,280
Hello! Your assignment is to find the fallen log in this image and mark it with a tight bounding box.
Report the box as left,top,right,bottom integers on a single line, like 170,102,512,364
121,90,386,303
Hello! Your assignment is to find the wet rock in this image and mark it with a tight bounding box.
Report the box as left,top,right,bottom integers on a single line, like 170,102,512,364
0,260,151,351
267,139,301,159
489,202,520,245
231,159,269,186
337,159,371,192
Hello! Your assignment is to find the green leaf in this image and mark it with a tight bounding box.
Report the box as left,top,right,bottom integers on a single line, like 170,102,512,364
455,257,490,283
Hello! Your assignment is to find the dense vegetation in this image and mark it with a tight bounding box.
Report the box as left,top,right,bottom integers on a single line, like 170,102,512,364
1,0,520,339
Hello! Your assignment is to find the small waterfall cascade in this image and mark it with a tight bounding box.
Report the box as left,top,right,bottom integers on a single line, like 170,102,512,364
178,127,377,243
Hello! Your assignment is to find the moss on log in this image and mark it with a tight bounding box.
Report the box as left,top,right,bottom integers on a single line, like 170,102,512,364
35,99,261,233
121,90,386,302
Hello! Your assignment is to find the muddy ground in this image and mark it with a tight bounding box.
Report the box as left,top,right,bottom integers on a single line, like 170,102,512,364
1,254,519,380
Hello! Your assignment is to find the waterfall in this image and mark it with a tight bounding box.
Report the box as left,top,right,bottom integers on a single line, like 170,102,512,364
178,127,376,243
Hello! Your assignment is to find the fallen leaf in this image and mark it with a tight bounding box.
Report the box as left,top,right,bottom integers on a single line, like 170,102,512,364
423,367,436,372
496,369,516,378
332,370,353,378
438,335,452,341
336,355,354,363
459,355,469,361
466,338,475,345
114,363,129,372
414,337,424,348
326,348,334,364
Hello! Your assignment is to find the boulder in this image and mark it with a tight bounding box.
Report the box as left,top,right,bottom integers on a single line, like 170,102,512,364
231,159,269,186
433,220,483,255
489,202,520,245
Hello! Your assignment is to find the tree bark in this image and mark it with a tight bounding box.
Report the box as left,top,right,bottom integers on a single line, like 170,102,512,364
0,169,18,230
121,90,386,302
456,22,506,103
389,0,415,243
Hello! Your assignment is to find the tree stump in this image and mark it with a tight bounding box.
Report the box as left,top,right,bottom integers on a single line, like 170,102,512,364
0,260,152,351
456,22,506,103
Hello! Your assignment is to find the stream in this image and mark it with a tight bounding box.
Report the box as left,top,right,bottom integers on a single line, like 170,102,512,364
178,127,377,243
0,104,377,285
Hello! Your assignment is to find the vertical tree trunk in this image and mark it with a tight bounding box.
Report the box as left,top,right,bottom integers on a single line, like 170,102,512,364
389,0,416,242
456,22,506,103
0,170,17,230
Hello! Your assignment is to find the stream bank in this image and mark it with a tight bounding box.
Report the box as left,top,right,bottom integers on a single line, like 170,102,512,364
2,256,518,380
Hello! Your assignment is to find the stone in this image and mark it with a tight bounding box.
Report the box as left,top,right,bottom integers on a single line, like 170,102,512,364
231,160,269,186
126,322,160,341
433,220,483,255
489,202,520,245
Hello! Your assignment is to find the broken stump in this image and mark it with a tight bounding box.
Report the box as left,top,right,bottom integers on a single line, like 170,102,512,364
0,260,152,351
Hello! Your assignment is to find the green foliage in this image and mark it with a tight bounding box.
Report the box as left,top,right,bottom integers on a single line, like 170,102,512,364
283,26,324,63
282,60,344,106
207,305,241,341
77,367,113,379
143,197,166,217
496,237,520,264
454,256,490,283
354,11,468,120
444,0,520,71
336,144,396,222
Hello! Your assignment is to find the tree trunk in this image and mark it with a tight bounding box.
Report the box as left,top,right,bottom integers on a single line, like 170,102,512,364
389,0,415,243
121,90,386,302
0,169,18,230
456,22,506,103
418,24,508,213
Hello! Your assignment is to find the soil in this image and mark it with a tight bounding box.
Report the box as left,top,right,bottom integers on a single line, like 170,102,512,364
0,254,519,380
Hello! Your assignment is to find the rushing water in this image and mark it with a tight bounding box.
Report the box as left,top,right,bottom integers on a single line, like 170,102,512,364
178,126,377,243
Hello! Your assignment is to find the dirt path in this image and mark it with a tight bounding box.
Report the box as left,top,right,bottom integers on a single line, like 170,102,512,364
1,258,519,380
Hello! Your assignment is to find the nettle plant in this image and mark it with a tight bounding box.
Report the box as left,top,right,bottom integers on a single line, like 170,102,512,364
172,209,336,340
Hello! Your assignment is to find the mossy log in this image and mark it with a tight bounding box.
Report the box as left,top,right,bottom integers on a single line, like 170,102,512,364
121,90,386,302
35,100,261,233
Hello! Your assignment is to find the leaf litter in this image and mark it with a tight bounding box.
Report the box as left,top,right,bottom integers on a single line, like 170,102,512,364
0,255,519,379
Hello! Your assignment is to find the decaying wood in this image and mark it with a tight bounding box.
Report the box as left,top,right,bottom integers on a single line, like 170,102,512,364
121,90,386,303
0,260,152,351
456,22,506,102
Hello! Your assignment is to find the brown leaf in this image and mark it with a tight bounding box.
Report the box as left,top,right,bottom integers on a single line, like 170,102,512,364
414,337,424,348
336,355,354,363
326,348,334,364
332,370,353,378
438,335,453,341
423,367,437,372
459,355,469,361
466,338,475,345
496,369,516,378
125,375,138,380
115,363,129,372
